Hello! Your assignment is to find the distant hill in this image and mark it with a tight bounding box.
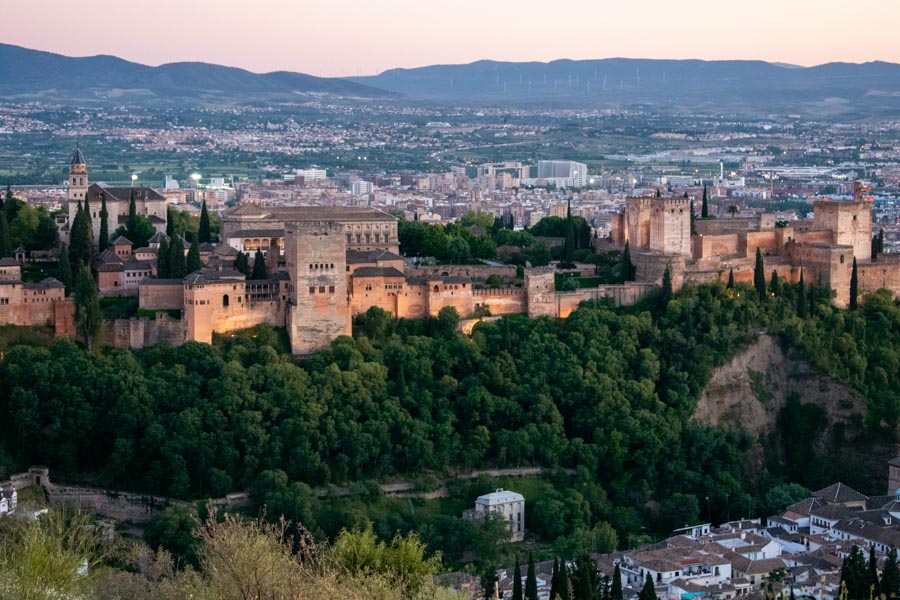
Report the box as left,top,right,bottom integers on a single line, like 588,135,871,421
0,44,390,102
351,58,900,115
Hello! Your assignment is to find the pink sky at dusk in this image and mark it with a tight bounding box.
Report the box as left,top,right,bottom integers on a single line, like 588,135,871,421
5,0,898,77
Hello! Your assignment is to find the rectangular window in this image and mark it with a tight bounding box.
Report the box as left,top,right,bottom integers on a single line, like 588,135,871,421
329,285,335,293
309,287,315,294
346,234,351,243
319,286,325,293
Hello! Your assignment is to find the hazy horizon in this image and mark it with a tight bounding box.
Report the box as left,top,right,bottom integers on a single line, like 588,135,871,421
5,0,900,77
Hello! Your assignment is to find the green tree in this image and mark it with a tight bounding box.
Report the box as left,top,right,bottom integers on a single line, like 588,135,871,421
234,251,250,276
797,270,808,318
252,249,268,280
728,205,739,218
769,270,781,296
144,507,200,569
74,265,101,352
727,268,735,289
611,564,623,600
98,193,109,252
559,200,576,269
126,187,138,241
881,546,900,599
166,206,175,237
513,556,524,600
69,202,93,271
868,545,882,599
754,247,766,301
622,241,635,281
849,257,858,310
169,237,186,279
659,265,673,310
841,545,869,600
448,236,470,264
701,185,709,219
640,573,657,600
186,235,202,274
157,237,171,278
0,212,11,257
198,199,211,243
57,245,73,295
550,558,559,600
526,552,538,600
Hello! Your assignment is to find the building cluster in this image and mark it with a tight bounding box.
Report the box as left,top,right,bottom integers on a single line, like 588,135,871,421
611,183,900,307
463,488,526,543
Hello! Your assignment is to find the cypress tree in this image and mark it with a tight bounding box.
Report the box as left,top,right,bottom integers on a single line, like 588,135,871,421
83,192,91,228
611,564,623,600
526,552,538,600
559,199,575,268
797,270,808,318
0,212,11,257
849,257,859,310
690,199,696,234
873,235,880,261
98,193,109,252
574,557,596,600
550,559,559,600
769,269,781,295
69,201,94,270
841,545,870,600
655,189,661,198
558,561,571,600
622,241,635,282
512,556,523,600
252,249,268,280
169,236,186,279
879,229,885,254
234,251,250,277
727,268,735,289
660,265,673,309
754,248,766,301
701,185,709,219
57,244,73,295
166,206,175,237
198,199,211,243
186,235,202,274
868,545,881,599
881,546,900,599
73,265,101,353
640,573,657,600
157,237,170,278
126,187,138,241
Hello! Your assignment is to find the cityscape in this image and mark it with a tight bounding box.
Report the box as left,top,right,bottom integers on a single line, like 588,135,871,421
0,1,900,599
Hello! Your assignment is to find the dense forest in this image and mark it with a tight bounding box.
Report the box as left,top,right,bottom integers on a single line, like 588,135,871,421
1,277,899,570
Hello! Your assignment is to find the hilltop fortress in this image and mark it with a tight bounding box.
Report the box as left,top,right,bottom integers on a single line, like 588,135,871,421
611,184,900,307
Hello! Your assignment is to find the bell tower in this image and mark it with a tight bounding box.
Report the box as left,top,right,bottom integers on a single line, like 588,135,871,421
68,145,88,202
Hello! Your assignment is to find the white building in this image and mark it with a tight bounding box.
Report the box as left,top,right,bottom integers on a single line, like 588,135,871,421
352,180,374,196
464,488,525,542
296,168,328,182
0,488,17,517
537,160,588,187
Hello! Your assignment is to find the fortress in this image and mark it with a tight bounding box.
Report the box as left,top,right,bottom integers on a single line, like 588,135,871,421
610,184,900,306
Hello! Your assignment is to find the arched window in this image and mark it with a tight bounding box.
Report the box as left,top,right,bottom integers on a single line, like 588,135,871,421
433,285,440,293
840,255,845,264
223,294,230,307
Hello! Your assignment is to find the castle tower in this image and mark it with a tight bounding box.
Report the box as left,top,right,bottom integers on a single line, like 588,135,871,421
813,198,872,262
285,221,350,355
68,146,88,202
649,197,691,257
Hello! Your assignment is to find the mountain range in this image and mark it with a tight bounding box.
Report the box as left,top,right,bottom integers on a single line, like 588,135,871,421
1,43,899,115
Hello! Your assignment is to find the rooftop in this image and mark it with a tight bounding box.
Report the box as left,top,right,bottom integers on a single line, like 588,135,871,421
475,488,524,506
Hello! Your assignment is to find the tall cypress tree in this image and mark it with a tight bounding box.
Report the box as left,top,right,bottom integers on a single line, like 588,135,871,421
69,201,94,270
157,237,171,278
660,265,673,309
655,189,661,198
849,257,859,310
166,206,175,237
611,564,623,600
57,244,73,295
727,268,735,289
252,249,268,280
98,193,109,251
550,559,559,600
186,235,202,274
882,546,900,599
574,556,597,600
754,247,766,301
0,212,11,257
879,229,885,254
868,545,881,599
234,251,250,277
701,185,709,219
797,270,808,318
512,556,523,600
769,269,781,295
559,199,576,268
126,187,138,241
622,241,635,282
73,265,101,353
558,561,571,600
169,236,186,279
198,199,211,243
640,573,657,600
525,552,538,600
841,546,870,600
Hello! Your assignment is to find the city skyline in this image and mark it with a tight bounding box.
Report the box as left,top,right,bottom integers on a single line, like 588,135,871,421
5,0,900,77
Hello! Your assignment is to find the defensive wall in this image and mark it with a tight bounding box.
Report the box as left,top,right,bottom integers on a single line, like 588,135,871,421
405,264,517,280
108,314,186,349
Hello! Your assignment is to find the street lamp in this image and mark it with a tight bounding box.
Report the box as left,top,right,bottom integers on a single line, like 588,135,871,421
131,173,138,187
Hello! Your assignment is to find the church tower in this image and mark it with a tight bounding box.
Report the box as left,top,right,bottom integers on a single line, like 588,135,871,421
68,146,87,202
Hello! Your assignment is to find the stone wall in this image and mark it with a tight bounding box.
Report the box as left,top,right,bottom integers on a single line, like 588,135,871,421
857,255,900,299
109,315,186,349
472,287,527,315
650,198,691,256
139,281,184,310
813,201,872,262
406,264,517,280
693,234,741,260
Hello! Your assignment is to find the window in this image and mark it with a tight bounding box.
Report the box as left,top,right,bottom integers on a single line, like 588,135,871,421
346,234,351,243
319,286,325,293
0,298,7,305
223,294,229,307
309,286,315,294
356,234,361,244
329,285,335,293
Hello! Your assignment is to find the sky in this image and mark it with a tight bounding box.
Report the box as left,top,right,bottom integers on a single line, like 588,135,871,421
5,0,899,77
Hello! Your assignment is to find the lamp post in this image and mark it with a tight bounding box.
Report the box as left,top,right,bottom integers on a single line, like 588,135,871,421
190,173,201,204
131,173,138,188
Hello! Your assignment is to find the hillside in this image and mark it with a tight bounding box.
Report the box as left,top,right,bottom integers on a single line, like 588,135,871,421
0,43,390,102
352,58,900,115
